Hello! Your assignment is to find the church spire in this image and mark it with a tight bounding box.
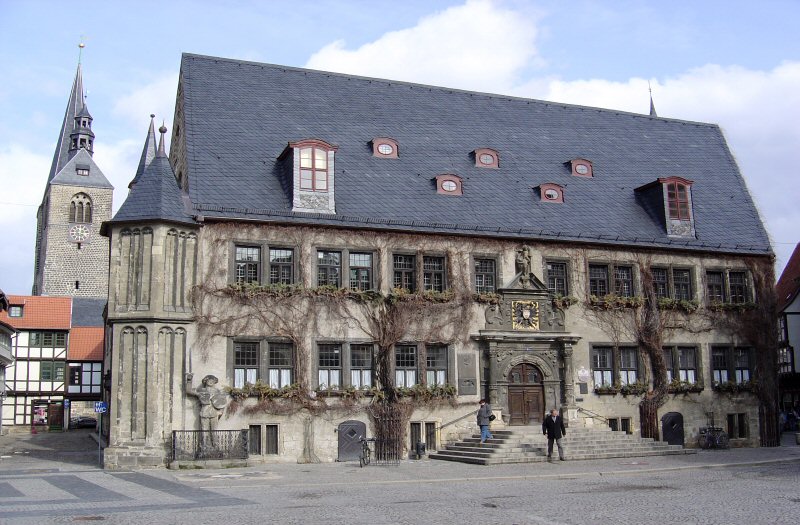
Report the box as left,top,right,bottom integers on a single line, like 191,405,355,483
48,43,94,182
648,81,658,117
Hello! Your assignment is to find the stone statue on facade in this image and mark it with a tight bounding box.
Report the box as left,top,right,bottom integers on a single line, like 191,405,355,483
186,374,228,448
515,246,533,288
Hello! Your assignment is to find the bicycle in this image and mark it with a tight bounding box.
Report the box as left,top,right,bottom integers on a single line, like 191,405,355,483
699,426,729,449
359,436,375,467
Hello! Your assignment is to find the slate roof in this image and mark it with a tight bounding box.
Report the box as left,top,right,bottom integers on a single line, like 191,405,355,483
170,53,771,256
71,298,106,327
49,148,113,189
777,244,800,312
108,123,195,227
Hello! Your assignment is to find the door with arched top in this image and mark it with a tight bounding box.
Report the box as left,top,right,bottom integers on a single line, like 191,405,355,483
507,363,545,425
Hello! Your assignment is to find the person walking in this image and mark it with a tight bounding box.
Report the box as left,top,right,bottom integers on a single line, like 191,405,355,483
477,399,494,444
542,408,566,461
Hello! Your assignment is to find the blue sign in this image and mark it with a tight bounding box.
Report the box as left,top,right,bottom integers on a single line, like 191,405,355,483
64,399,70,407
94,401,108,413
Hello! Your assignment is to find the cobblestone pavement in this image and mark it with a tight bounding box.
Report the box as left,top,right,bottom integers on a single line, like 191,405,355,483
1,429,799,524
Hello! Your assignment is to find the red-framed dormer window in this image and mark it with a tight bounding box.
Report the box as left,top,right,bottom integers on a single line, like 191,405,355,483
474,148,499,168
291,139,337,192
664,177,692,220
570,158,593,177
537,183,564,203
435,174,463,195
372,137,398,158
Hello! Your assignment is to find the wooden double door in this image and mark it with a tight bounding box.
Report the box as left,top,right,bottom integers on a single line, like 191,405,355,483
507,363,544,426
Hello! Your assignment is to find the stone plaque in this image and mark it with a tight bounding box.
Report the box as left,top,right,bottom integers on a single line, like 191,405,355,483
457,353,477,395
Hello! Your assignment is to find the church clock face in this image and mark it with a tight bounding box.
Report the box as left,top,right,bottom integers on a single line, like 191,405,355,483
68,224,91,242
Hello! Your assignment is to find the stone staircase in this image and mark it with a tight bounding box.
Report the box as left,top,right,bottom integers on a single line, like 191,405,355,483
428,426,693,465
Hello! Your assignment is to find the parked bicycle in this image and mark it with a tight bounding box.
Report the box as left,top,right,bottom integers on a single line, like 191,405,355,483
699,426,729,449
359,436,375,467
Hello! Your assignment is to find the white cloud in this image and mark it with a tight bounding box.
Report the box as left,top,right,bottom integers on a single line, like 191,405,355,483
306,0,541,92
112,73,178,131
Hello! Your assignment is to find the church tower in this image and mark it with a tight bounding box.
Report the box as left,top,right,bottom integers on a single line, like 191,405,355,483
32,51,113,298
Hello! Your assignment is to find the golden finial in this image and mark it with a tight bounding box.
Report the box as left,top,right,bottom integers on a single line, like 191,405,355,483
78,38,86,63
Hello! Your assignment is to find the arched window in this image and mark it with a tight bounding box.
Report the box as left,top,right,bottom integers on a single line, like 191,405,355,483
70,193,93,223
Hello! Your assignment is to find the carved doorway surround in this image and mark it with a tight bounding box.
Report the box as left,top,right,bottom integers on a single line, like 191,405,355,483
507,363,544,425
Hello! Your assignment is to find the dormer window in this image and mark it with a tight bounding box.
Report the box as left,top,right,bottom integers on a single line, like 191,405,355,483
474,148,499,168
666,179,691,220
76,166,90,176
372,138,398,158
435,174,463,195
281,139,338,214
537,183,564,203
570,158,593,177
635,176,695,238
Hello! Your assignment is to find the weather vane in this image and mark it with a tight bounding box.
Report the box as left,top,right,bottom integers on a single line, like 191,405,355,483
78,37,86,63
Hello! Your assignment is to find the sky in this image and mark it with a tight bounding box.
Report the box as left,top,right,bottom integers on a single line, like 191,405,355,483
1,0,798,295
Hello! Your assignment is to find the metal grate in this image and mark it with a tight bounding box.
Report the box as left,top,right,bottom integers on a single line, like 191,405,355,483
172,430,248,461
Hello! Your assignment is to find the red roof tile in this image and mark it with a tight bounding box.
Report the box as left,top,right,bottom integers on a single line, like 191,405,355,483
0,295,72,330
68,326,104,360
777,244,800,312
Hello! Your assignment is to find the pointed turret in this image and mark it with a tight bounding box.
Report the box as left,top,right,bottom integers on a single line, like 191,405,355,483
128,115,158,190
48,63,88,182
648,82,658,117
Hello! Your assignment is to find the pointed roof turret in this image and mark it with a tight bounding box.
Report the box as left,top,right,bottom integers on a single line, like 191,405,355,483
106,119,196,230
48,60,87,182
648,81,658,117
128,115,158,189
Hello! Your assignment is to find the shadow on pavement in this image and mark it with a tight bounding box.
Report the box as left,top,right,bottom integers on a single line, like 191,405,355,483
0,427,101,468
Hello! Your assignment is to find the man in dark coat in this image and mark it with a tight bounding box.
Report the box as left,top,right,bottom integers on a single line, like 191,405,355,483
477,399,494,443
542,408,566,461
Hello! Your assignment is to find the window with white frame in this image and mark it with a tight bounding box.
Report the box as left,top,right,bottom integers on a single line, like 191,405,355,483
317,250,341,287
619,347,638,385
349,253,373,291
591,346,613,386
268,342,293,388
426,344,447,385
423,256,445,292
712,345,752,385
474,258,496,293
395,344,417,387
318,343,341,389
234,341,259,388
350,344,373,389
664,345,698,384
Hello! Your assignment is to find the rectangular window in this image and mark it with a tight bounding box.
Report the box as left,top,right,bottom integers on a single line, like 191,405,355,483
40,361,65,381
729,271,748,304
677,346,697,383
317,250,341,287
474,258,496,293
713,345,751,385
667,181,691,220
350,344,373,389
8,305,23,317
652,268,669,299
426,344,448,386
673,269,692,301
30,332,66,348
589,265,608,297
318,344,341,389
268,342,293,388
614,266,634,297
235,246,261,284
269,248,294,284
712,346,729,383
619,347,638,385
234,341,259,388
423,256,445,292
663,348,674,382
395,344,417,387
727,413,748,439
393,255,416,292
706,271,725,303
546,261,568,296
591,346,613,386
349,253,373,291
734,347,751,383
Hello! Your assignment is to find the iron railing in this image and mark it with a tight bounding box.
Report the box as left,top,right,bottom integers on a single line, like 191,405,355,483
172,430,248,461
576,406,609,424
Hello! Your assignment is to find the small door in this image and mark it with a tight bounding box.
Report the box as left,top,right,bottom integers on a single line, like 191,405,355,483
337,420,366,461
661,412,684,446
507,363,545,426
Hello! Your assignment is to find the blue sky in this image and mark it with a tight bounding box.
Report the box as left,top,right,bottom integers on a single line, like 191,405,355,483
1,0,798,294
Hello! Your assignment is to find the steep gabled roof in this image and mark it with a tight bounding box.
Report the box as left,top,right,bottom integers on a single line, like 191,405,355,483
0,296,72,330
49,148,113,189
777,244,800,312
175,53,771,256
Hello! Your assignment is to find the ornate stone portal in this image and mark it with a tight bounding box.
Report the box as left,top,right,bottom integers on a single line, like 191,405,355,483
474,247,580,425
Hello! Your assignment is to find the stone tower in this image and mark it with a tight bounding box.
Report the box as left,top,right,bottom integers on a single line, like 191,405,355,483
32,59,113,298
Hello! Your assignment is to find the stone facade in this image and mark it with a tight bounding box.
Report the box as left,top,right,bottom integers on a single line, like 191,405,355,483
103,218,765,468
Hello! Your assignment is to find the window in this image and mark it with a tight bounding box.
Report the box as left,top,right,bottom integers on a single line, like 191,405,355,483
538,183,564,203
706,270,750,304
727,413,748,439
395,344,417,387
666,180,691,220
40,361,65,381
570,158,593,177
712,346,752,385
299,146,328,191
619,347,638,385
268,342,293,388
349,253,373,291
69,193,92,223
474,148,499,168
234,341,259,388
29,332,67,348
614,266,634,296
426,344,448,386
67,362,102,394
76,167,90,176
652,267,693,300
318,344,341,389
269,248,294,284
474,258,496,293
350,344,373,389
393,254,416,292
664,346,698,384
588,265,608,296
435,175,463,195
235,246,261,284
372,138,398,158
8,305,23,317
591,346,613,386
589,263,634,297
317,251,341,287
423,256,445,292
779,347,793,374
546,261,568,296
